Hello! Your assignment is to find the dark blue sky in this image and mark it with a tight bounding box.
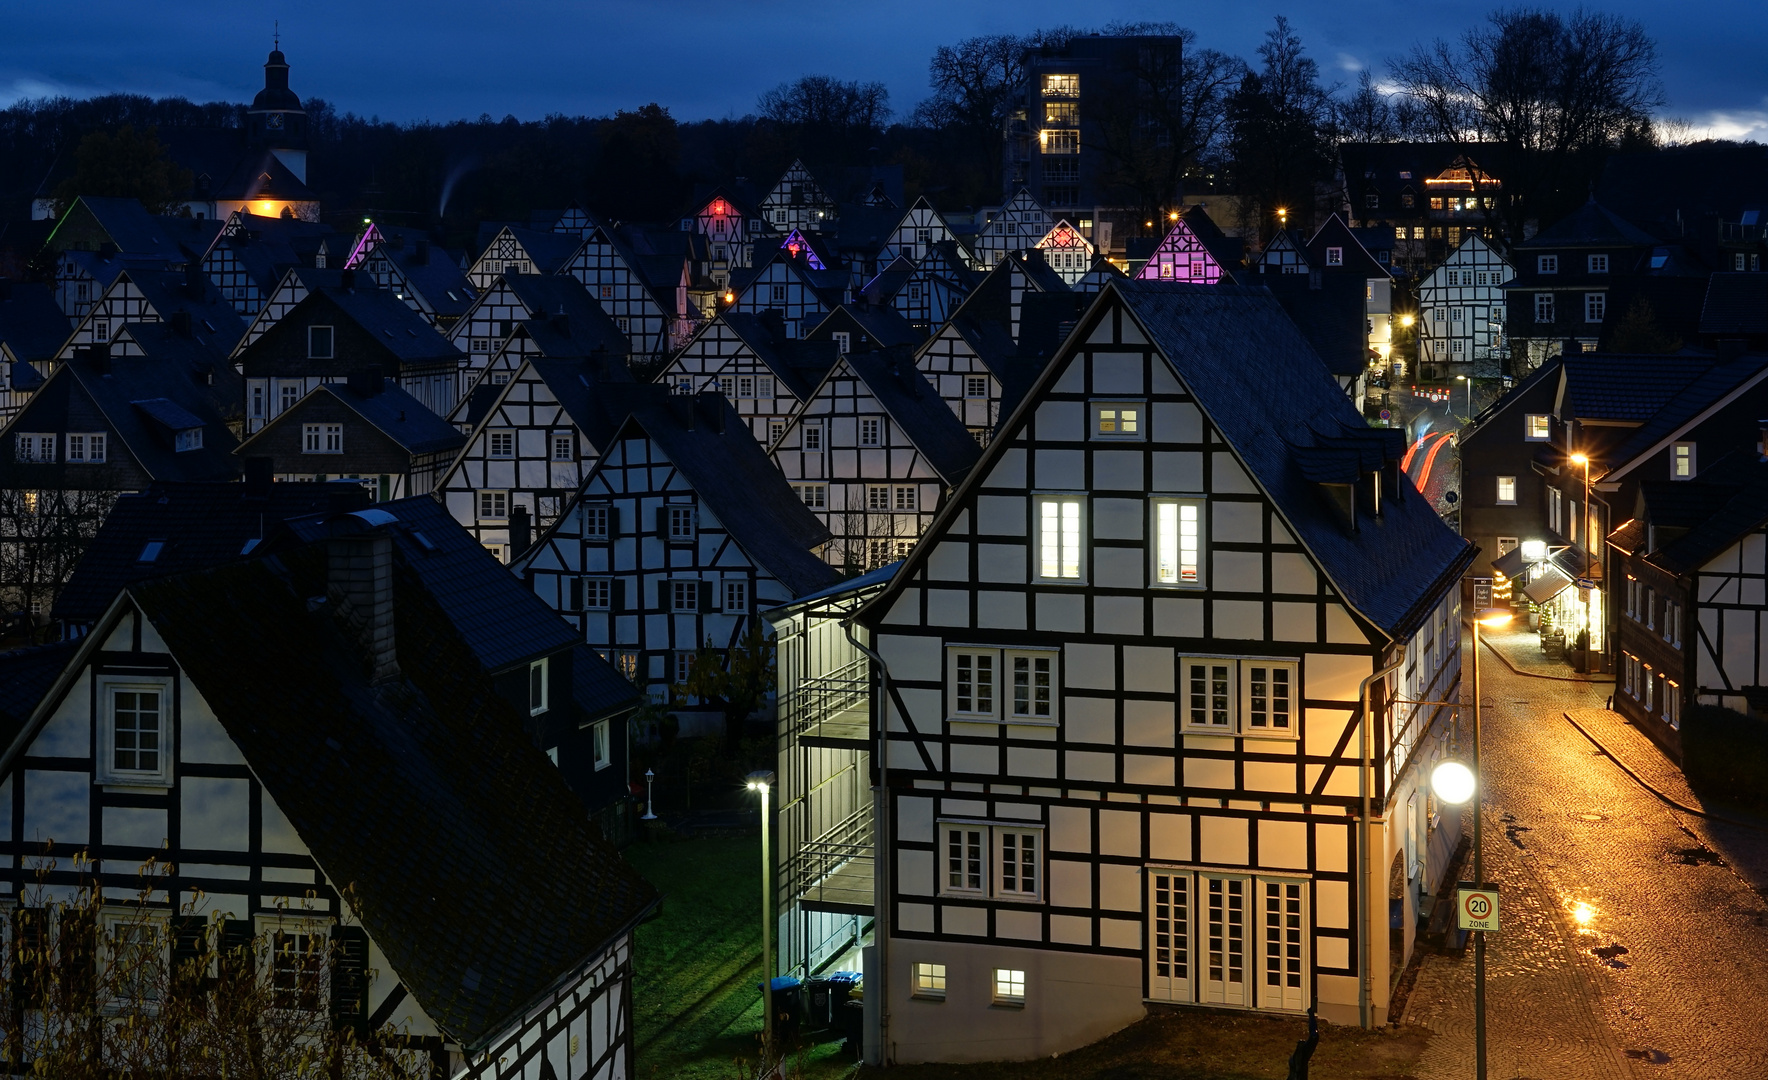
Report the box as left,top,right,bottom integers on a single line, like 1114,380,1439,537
4,0,1765,140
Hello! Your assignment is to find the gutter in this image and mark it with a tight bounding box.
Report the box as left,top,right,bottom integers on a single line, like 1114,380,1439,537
1356,648,1407,1030
843,617,894,1067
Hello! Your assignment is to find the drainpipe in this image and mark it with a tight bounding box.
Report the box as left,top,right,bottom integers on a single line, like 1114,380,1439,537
844,619,892,1066
1357,647,1407,1029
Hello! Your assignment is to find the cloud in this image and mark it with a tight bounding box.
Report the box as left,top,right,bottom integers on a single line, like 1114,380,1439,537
1670,104,1768,144
1335,51,1364,73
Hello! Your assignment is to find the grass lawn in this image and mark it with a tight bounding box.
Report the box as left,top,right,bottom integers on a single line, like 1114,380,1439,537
859,1010,1430,1080
625,834,860,1080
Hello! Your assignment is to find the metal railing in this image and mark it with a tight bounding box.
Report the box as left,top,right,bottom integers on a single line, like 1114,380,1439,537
782,803,874,907
781,658,870,741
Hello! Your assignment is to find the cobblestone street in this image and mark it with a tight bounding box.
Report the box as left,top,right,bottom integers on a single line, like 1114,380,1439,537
1403,628,1768,1079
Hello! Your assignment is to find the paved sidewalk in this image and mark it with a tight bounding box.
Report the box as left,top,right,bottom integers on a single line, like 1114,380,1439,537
1400,628,1768,1079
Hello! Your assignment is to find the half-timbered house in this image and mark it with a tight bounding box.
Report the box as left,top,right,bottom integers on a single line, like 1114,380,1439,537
230,265,340,354
1036,220,1096,286
846,280,1472,1063
46,267,247,379
465,226,583,292
685,186,768,284
770,346,981,572
1416,234,1514,374
655,310,838,446
233,374,465,500
806,304,925,362
761,160,840,235
0,511,658,1077
200,210,334,318
236,275,464,431
1134,207,1242,285
344,223,477,330
729,250,848,339
436,356,643,555
881,198,974,267
971,190,1055,271
447,273,628,391
515,392,839,694
881,243,979,335
0,283,67,424
560,224,692,361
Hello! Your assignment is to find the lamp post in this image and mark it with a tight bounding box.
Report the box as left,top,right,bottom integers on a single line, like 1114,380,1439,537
746,770,777,1053
641,768,658,821
1433,607,1513,1080
1456,374,1472,421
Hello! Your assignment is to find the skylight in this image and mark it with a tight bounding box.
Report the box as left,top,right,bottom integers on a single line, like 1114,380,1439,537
410,530,438,552
240,538,261,555
138,540,166,562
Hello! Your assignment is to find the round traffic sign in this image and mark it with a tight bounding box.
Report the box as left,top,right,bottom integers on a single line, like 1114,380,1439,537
1464,892,1491,920
1379,409,1392,420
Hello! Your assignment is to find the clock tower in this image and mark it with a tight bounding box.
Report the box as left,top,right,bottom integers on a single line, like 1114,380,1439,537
246,42,310,184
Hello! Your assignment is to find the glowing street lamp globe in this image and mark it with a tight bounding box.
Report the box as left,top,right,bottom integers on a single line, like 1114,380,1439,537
1432,760,1477,805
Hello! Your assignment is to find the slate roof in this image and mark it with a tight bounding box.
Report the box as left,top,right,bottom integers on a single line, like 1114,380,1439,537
0,641,81,747
501,275,632,357
324,381,467,455
51,198,193,261
210,149,318,204
117,321,246,421
572,642,641,723
278,494,580,673
483,226,583,275
1560,354,1718,423
117,548,657,1050
719,312,840,399
1700,273,1768,336
1646,462,1768,575
51,479,371,624
1013,250,1072,294
0,283,70,364
835,346,982,484
517,362,660,454
609,395,839,598
126,267,250,357
861,257,916,305
830,205,903,255
825,304,925,350
304,284,463,365
1599,353,1768,478
373,227,478,319
1259,274,1370,377
1518,199,1658,249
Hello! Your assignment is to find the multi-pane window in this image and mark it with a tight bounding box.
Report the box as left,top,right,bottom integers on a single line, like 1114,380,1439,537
551,433,573,461
488,430,515,457
302,424,342,454
942,826,986,893
66,433,106,463
666,506,695,541
1585,293,1606,322
1537,255,1558,274
1589,254,1609,273
1672,443,1695,479
1663,600,1681,646
175,429,203,453
1092,401,1144,439
582,504,611,539
717,376,734,398
737,376,754,398
1625,576,1638,619
1152,498,1203,586
1534,293,1555,322
576,577,612,611
993,969,1026,1005
867,485,890,511
756,375,774,398
477,490,508,519
723,580,749,613
673,651,694,684
1325,246,1343,266
1664,681,1681,729
949,647,1055,723
670,580,702,612
950,650,996,719
1496,476,1516,504
1180,657,1301,738
769,420,786,444
997,830,1040,898
1525,413,1550,440
1243,663,1296,733
860,418,882,446
1035,495,1084,581
1008,651,1054,721
1042,73,1078,96
792,484,826,508
964,376,988,399
913,963,947,999
802,422,824,451
281,384,302,413
1184,659,1235,730
894,486,917,511
832,331,850,354
270,931,322,1012
111,687,162,774
15,433,55,462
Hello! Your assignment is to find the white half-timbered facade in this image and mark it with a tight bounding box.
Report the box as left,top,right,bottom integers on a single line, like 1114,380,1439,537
515,393,838,694
971,189,1055,271
46,269,246,377
849,280,1473,1064
0,524,657,1078
889,245,976,335
1418,233,1513,370
730,252,845,339
881,198,973,266
770,348,980,573
1037,220,1095,286
1253,230,1311,274
231,266,334,355
447,274,627,396
655,311,837,446
1136,213,1233,284
560,225,688,360
466,226,583,292
761,160,839,235
688,189,765,281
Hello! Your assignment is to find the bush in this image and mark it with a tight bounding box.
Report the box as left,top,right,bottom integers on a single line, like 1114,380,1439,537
1682,704,1768,808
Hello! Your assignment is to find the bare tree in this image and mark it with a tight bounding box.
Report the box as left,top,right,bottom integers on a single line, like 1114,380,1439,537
0,478,120,638
1226,17,1338,238
1337,71,1400,144
758,76,891,137
1388,7,1664,242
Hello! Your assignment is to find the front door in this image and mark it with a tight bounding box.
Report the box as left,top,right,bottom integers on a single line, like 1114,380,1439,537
1147,870,1193,1002
1258,878,1308,1011
1148,869,1310,1012
1199,874,1250,1006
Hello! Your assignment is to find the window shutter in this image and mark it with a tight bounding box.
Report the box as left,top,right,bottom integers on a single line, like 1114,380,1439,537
59,908,96,1009
170,915,207,998
568,577,584,612
219,919,255,985
699,580,714,613
655,506,667,537
658,579,669,610
12,908,45,1008
607,506,620,537
330,925,371,1034
613,578,626,609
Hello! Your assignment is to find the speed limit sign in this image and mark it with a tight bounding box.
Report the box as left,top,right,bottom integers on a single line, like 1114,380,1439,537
1457,884,1500,931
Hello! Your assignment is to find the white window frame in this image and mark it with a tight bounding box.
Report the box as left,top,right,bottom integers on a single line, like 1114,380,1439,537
912,962,947,1000
1182,657,1237,733
964,376,989,399
1534,293,1554,323
1664,680,1681,729
723,579,749,613
580,577,613,611
1091,400,1145,440
1151,497,1204,588
551,433,573,461
802,421,824,452
859,417,882,446
756,375,774,398
477,490,508,520
487,430,515,458
1585,292,1606,323
993,967,1027,1006
174,428,203,453
307,325,334,359
1537,255,1558,275
946,647,1000,722
1325,246,1343,266
666,505,696,542
67,432,106,464
100,908,170,1014
939,823,988,896
97,675,174,788
529,657,549,716
1005,648,1058,724
793,484,826,509
832,331,850,354
893,486,917,512
1671,442,1695,480
995,826,1044,901
1588,254,1609,274
1525,414,1550,440
258,915,331,1017
1240,660,1299,737
15,433,55,463
1496,476,1516,504
592,719,612,770
1034,494,1085,583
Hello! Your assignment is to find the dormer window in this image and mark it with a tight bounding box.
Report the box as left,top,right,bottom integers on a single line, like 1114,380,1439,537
174,428,203,453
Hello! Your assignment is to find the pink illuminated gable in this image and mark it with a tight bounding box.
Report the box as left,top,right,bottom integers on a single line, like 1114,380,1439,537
1136,219,1224,283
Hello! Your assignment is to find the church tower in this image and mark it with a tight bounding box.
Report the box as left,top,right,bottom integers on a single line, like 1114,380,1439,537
246,41,310,184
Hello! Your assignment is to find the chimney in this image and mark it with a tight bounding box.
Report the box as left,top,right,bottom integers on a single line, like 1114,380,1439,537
672,394,696,429
413,238,430,264
1717,339,1747,362
243,456,273,498
84,343,110,373
169,311,193,338
509,505,532,557
327,516,399,685
695,391,726,433
340,268,356,291
347,368,382,397
551,311,570,337
1562,338,1583,357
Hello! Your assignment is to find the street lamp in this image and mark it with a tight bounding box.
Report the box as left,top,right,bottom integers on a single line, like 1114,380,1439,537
1456,374,1471,421
1433,607,1513,1080
641,768,658,821
746,770,777,1052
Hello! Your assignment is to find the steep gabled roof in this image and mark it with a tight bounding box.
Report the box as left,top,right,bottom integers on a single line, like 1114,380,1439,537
0,641,81,747
480,226,583,276
501,275,631,356
373,226,477,319
1700,273,1768,337
0,283,71,365
820,303,924,351
52,479,370,625
1645,462,1768,575
109,548,658,1049
829,346,982,484
1597,353,1768,482
521,361,658,453
44,342,242,481
302,284,464,365
861,256,916,305
1559,353,1718,423
1519,198,1658,249
718,311,840,399
321,381,467,455
608,395,839,597
126,267,250,357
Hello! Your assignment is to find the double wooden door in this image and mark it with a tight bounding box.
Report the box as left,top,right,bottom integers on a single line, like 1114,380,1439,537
1147,869,1309,1012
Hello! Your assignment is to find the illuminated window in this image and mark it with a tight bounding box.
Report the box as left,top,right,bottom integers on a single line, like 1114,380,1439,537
1672,442,1695,479
1152,498,1203,586
1041,73,1078,97
994,969,1026,1005
1035,495,1084,581
1525,414,1550,440
1496,476,1516,504
913,963,947,999
1092,401,1144,440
